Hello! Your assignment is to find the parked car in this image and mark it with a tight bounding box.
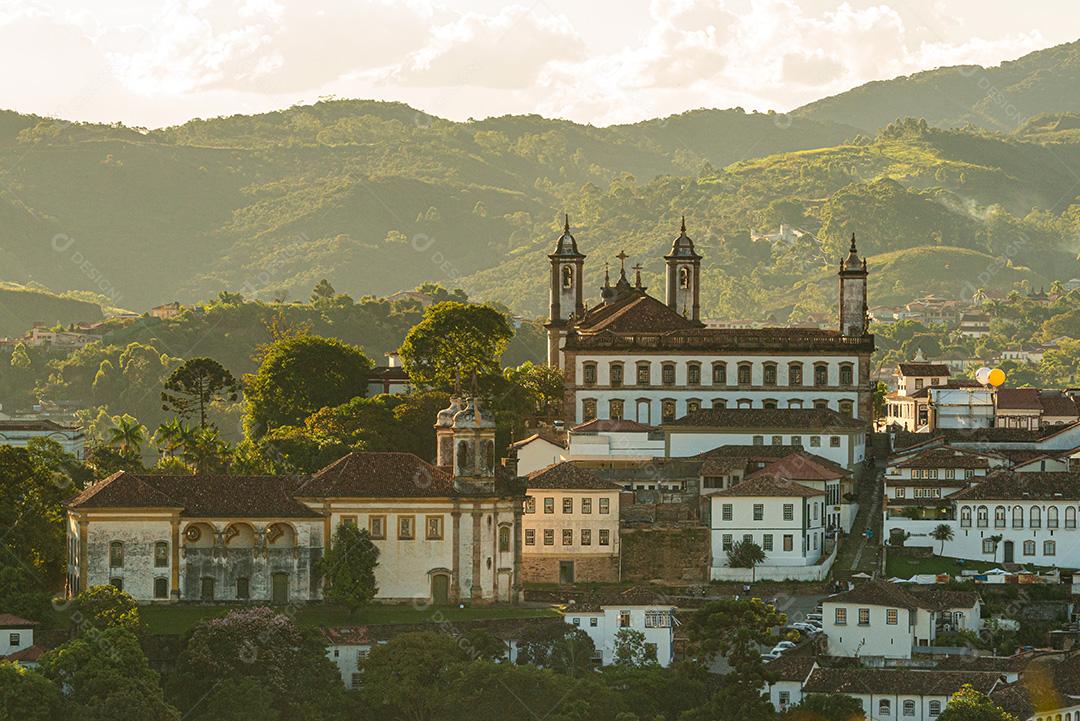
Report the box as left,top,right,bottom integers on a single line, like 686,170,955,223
760,651,782,662
790,623,819,635
806,613,823,623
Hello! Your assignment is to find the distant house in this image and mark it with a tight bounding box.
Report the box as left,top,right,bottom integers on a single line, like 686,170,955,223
509,430,567,476
323,627,373,689
149,301,183,320
564,605,677,667
0,419,85,459
0,614,43,667
958,311,991,337
365,352,411,396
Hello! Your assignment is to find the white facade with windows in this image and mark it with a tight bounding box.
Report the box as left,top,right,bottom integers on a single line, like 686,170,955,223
668,425,866,470
564,605,677,667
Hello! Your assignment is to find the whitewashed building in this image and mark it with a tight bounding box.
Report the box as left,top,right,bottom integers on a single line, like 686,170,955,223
66,397,525,605
509,431,567,476
0,613,42,666
564,605,677,667
323,627,374,689
545,220,875,424
0,419,85,459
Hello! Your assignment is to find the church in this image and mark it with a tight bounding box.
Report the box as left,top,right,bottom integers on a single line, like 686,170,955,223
544,217,876,425
65,397,523,606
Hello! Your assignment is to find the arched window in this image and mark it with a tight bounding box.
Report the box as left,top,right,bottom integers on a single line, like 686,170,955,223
582,362,597,386
1024,540,1036,556
976,506,988,528
661,399,677,424
687,362,701,386
787,399,804,409
636,362,651,386
483,440,495,472
661,362,676,386
1030,506,1041,528
1013,506,1024,529
762,399,778,409
903,700,916,716
929,700,941,716
994,506,1006,528
879,699,891,716
813,399,829,410
960,506,972,527
499,526,511,552
788,362,803,386
737,398,752,409
813,362,828,387
686,399,701,414
562,265,574,289
457,440,472,474
609,362,624,387
109,541,124,568
1048,506,1059,528
678,267,690,289
1067,506,1077,529
711,398,727,409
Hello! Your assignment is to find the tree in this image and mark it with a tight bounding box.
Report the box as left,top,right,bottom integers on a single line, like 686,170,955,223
161,357,239,427
70,584,142,636
0,660,61,721
612,628,655,667
320,523,380,613
9,342,31,369
168,607,345,721
187,678,280,721
0,565,55,624
399,301,513,389
514,623,596,678
311,278,336,304
0,444,73,585
105,414,147,454
782,693,866,721
153,418,189,457
243,334,372,437
40,627,178,721
357,632,472,721
683,598,786,702
727,540,767,582
181,426,231,473
932,523,955,554
937,684,1018,721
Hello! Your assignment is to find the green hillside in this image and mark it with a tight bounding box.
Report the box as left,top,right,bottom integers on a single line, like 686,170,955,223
0,283,103,337
795,40,1080,132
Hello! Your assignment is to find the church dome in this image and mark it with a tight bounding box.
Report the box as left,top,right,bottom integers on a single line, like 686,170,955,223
453,397,495,429
435,397,463,428
550,214,583,258
665,216,702,260
841,233,865,271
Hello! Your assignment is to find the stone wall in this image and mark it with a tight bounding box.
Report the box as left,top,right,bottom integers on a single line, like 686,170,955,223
620,526,710,582
521,553,619,583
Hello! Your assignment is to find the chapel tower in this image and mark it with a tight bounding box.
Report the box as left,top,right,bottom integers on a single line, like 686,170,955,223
838,233,869,337
451,397,497,494
545,215,585,367
664,217,702,320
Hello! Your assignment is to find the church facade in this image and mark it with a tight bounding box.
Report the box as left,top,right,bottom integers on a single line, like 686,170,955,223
65,398,523,605
544,218,876,425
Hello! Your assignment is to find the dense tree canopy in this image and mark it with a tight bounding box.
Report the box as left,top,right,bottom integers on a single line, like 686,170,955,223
399,302,514,390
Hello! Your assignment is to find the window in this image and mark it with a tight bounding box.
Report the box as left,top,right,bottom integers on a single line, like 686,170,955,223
544,529,554,545
896,487,906,499
779,691,791,709
590,617,598,627
838,400,854,417
426,515,444,540
398,515,416,540
929,701,942,717
791,435,802,446
370,514,386,539
571,617,581,626
762,535,773,551
1048,506,1059,528
110,577,123,591
722,534,732,551
609,399,624,420
236,577,250,600
525,529,536,545
661,399,677,423
637,362,651,385
762,399,778,409
645,610,670,628
582,498,593,514
721,504,733,521
1023,540,1036,556
783,535,793,551
599,529,610,546
753,504,764,521
581,529,591,545
562,529,573,546
839,364,853,386
599,498,610,514
154,541,169,567
788,399,803,409
771,435,783,445
109,541,124,568
1069,507,1077,529
810,436,821,447
814,399,829,410
712,398,727,409
582,398,597,421
563,497,573,514
858,608,870,626
788,363,803,386
544,497,555,514
341,515,357,527
712,362,727,384
688,363,701,386
814,363,828,386
994,506,1006,528
982,538,995,554
525,497,536,514
835,607,847,625
903,700,916,716
1030,506,1042,528
886,608,898,625
960,506,972,527
583,363,597,385
879,700,891,716
737,398,752,409
763,363,777,386
610,363,624,387
686,399,701,414
751,434,765,446
662,363,676,386
1013,506,1024,529
783,504,794,521
830,436,841,448
8,632,19,647
154,578,169,599
737,363,752,385
619,611,631,628
562,265,574,288
944,468,956,480
977,506,988,528
1045,540,1056,556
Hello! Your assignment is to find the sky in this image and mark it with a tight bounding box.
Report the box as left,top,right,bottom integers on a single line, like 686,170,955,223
0,0,1075,128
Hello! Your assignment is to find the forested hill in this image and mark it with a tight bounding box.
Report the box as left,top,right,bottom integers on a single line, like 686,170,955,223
0,38,1079,324
795,40,1080,132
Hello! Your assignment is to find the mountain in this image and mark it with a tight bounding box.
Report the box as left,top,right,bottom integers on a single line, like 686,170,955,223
795,40,1080,133
0,283,103,337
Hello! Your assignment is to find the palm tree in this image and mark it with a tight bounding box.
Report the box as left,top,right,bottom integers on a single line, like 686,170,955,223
153,418,186,457
106,416,146,455
182,426,229,474
931,524,954,555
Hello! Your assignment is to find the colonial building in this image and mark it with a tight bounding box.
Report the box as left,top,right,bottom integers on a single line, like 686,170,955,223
0,613,42,667
521,462,621,584
563,604,677,667
0,419,85,459
545,219,875,425
66,397,524,605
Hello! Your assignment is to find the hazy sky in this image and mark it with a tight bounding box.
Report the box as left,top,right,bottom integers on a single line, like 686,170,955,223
1,0,1075,127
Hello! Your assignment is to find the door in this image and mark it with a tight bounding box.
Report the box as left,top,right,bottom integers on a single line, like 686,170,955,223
272,573,289,604
559,560,575,585
1003,541,1014,564
200,577,214,601
431,574,449,605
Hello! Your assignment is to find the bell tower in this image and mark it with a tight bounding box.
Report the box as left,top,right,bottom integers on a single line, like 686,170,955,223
451,397,497,495
838,233,869,337
545,215,585,367
664,216,702,320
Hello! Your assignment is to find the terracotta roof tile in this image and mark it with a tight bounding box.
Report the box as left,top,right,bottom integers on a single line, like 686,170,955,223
710,475,823,498
764,654,816,682
745,452,850,481
997,388,1043,411
3,644,44,662
571,418,655,433
299,452,455,498
949,471,1080,502
894,448,992,470
667,408,865,430
824,580,922,610
803,668,1001,696
510,431,567,450
0,614,38,627
898,363,951,376
574,292,701,335
908,587,980,611
525,462,620,490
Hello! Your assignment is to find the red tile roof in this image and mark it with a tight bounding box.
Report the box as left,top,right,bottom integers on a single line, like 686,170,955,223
710,475,823,498
948,471,1080,501
745,452,850,482
525,462,621,490
510,431,567,449
893,448,991,470
824,580,922,610
898,363,951,377
571,418,654,433
574,292,701,335
803,667,1000,696
3,644,43,662
996,388,1043,410
0,614,38,627
298,452,455,498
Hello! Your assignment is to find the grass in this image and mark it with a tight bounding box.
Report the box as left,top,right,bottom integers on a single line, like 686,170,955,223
138,603,558,636
886,552,1055,578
